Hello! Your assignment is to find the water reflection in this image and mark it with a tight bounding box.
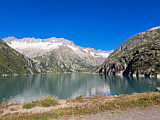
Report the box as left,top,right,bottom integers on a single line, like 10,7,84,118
0,73,160,103
106,75,160,95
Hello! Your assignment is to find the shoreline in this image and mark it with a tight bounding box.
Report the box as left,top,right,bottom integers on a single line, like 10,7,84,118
1,72,160,80
0,72,95,77
1,92,160,120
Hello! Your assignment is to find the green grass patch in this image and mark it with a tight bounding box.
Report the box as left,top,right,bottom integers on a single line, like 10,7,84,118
22,96,58,109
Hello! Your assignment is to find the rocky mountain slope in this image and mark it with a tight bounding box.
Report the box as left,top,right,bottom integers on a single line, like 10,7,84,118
4,37,113,73
0,39,41,75
95,26,160,77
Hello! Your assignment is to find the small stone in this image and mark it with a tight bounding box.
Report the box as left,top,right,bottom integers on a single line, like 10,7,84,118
156,87,160,92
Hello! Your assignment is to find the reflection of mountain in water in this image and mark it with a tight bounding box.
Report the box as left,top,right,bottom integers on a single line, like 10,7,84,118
0,74,160,103
0,73,111,103
101,75,160,95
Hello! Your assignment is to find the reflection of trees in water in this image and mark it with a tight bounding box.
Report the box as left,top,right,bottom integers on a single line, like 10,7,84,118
102,75,160,95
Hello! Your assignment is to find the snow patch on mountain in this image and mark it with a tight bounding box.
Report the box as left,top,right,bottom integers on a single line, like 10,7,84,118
3,36,113,59
67,45,79,52
83,49,89,53
9,41,63,50
99,53,110,58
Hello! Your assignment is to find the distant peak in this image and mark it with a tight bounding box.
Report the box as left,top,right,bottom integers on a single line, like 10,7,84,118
5,36,17,39
149,26,160,31
48,37,57,40
22,37,37,40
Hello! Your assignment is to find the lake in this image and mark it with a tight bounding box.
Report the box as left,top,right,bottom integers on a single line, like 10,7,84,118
0,73,160,104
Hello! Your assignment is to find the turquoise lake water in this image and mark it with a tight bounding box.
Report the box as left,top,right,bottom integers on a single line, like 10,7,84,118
0,73,160,104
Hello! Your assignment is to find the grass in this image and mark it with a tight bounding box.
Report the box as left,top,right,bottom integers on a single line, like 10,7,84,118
0,110,3,115
75,94,83,102
22,96,59,109
1,92,160,120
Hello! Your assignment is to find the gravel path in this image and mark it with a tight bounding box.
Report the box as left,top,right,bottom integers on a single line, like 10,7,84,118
58,107,160,120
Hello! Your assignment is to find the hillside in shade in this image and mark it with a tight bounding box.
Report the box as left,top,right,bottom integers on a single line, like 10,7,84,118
0,39,41,75
95,26,160,77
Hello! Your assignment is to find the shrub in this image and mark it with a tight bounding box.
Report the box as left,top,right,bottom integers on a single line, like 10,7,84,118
75,94,83,102
23,103,35,109
37,96,58,107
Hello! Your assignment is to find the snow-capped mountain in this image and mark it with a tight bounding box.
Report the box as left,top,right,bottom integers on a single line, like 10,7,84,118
4,36,112,58
3,37,113,73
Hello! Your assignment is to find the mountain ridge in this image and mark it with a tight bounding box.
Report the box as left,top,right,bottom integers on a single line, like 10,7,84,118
95,26,160,77
4,36,112,58
3,37,113,73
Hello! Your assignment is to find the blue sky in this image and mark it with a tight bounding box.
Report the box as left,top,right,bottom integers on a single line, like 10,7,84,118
0,0,160,50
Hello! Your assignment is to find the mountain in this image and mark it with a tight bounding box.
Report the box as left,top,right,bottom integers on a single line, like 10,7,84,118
4,37,113,73
95,26,160,77
0,39,41,75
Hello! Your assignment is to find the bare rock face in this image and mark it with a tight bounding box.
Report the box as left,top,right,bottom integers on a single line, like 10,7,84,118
3,37,113,73
95,26,160,77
